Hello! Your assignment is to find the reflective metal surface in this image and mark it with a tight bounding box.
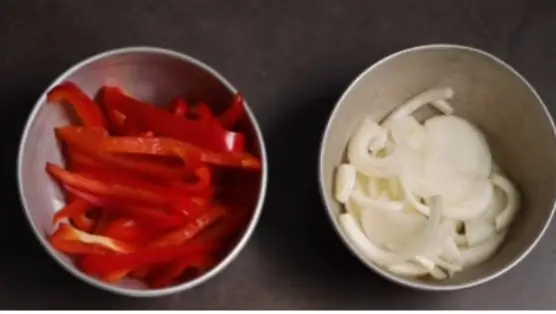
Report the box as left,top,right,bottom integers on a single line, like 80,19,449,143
17,47,268,297
319,44,556,291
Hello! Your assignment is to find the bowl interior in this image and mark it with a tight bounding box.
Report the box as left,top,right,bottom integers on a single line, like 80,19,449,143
320,45,556,289
18,48,266,294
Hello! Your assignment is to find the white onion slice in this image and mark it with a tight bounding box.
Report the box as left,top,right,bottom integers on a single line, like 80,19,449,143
442,180,494,220
352,188,404,212
388,262,429,277
460,230,507,268
492,173,520,231
366,177,381,199
334,164,357,204
432,99,454,115
339,213,404,266
383,88,454,125
369,129,389,152
348,119,403,177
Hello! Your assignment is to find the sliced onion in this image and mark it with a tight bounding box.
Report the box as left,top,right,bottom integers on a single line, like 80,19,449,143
348,118,403,177
366,177,381,199
351,188,404,212
424,115,492,180
339,213,404,266
387,116,427,151
460,230,507,268
492,173,520,231
442,179,494,220
334,164,357,204
360,203,426,249
383,88,454,125
369,128,389,152
432,99,454,115
388,262,429,277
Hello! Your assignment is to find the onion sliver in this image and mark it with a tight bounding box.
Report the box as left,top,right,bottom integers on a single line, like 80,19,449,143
432,99,454,115
352,188,404,212
424,115,492,180
335,164,357,204
394,195,442,257
339,213,404,266
442,180,494,220
348,118,404,177
460,230,507,268
360,202,426,249
383,88,454,125
491,173,520,231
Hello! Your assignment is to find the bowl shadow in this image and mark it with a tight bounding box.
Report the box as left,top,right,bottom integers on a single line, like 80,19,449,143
254,78,434,309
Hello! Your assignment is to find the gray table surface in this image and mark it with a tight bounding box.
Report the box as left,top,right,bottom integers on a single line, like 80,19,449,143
2,0,555,310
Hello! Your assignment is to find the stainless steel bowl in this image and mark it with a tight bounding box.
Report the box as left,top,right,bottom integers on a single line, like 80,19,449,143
17,47,268,297
319,44,556,290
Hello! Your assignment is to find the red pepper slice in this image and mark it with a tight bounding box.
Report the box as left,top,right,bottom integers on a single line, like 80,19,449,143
64,185,188,230
170,166,213,198
52,199,90,224
57,127,186,181
189,103,214,123
101,86,244,153
149,205,226,247
100,136,260,170
149,254,216,288
169,98,188,116
47,82,106,128
101,217,155,244
218,93,245,128
79,242,217,282
46,163,176,207
99,136,202,170
49,223,135,255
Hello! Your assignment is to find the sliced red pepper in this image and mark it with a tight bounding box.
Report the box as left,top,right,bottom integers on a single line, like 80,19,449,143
169,98,188,116
64,185,188,230
149,254,217,288
218,93,245,128
149,205,226,247
57,127,186,181
52,199,90,224
170,166,213,198
100,136,260,170
101,217,155,244
189,103,214,123
79,242,217,282
49,223,135,255
48,82,106,128
101,86,245,153
71,214,95,233
99,136,202,171
46,163,177,207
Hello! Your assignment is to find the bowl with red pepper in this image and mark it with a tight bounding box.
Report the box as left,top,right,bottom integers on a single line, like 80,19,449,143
17,47,268,297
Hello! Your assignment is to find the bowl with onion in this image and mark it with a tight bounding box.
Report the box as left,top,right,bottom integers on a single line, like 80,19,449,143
319,44,556,290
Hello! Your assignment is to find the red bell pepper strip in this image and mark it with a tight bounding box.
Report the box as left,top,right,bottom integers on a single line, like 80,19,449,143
100,136,260,170
218,93,245,128
48,82,107,128
101,217,155,244
99,136,202,171
49,223,135,255
169,98,188,116
46,163,176,207
57,127,186,181
71,214,95,233
170,166,213,198
189,103,214,123
149,205,226,247
52,199,90,224
79,242,217,282
101,86,245,153
149,254,217,288
64,185,188,230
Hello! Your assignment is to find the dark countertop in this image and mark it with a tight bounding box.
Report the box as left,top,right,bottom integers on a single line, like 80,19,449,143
2,0,555,310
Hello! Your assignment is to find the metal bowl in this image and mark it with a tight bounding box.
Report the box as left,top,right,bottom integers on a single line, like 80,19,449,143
318,44,556,290
17,47,268,297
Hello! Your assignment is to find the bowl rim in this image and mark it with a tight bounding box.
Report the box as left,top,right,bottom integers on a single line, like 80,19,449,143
318,43,556,291
17,46,269,297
